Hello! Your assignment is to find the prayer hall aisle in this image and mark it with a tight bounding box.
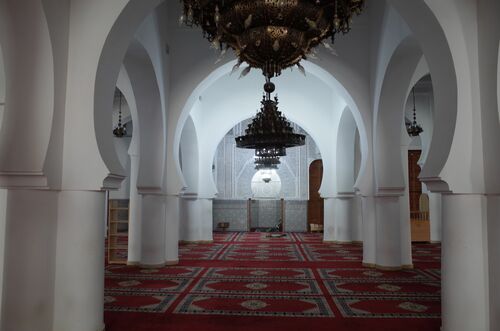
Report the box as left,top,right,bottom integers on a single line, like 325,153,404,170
103,232,441,331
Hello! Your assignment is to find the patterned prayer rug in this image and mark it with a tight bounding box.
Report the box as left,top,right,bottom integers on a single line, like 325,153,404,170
175,294,334,317
302,243,363,262
104,232,442,331
218,243,305,261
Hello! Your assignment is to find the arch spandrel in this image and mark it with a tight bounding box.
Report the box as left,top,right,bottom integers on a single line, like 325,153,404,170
374,37,423,194
0,0,54,188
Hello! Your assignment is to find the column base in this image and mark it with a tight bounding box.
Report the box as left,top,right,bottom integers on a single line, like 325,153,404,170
140,262,167,268
179,240,214,244
140,259,179,268
362,262,414,270
127,261,140,266
323,240,354,244
165,259,179,266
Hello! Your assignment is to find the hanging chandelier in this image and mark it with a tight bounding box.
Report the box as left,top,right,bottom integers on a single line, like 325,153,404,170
180,0,365,78
113,91,127,138
406,87,424,137
255,146,286,158
255,155,281,170
236,79,306,155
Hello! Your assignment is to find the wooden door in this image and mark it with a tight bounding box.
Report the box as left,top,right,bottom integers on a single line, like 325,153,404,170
408,150,430,242
408,150,422,212
307,160,324,231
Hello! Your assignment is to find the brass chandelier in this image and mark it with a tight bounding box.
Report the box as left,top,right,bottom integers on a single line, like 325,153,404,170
406,87,424,137
255,155,281,170
180,0,365,78
113,91,127,138
235,80,306,169
180,0,364,169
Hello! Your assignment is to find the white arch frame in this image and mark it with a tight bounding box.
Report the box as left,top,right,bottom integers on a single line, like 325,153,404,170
122,39,165,193
375,36,424,193
176,60,369,199
0,0,55,188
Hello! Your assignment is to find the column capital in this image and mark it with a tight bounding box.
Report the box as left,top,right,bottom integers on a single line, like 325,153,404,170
179,192,199,200
0,172,48,189
375,187,405,197
102,173,126,191
419,176,452,194
331,192,357,199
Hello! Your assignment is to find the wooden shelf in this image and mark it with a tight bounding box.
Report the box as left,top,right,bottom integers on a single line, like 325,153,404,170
109,245,128,250
110,220,129,224
107,199,129,265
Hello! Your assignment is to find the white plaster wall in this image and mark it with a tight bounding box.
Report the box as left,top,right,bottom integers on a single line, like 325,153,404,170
0,48,5,127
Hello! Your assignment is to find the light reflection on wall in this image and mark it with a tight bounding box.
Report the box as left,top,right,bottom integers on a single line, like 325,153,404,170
251,170,282,199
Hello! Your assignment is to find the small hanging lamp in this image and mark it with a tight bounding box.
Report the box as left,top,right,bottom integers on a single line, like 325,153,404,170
113,92,127,138
406,87,424,137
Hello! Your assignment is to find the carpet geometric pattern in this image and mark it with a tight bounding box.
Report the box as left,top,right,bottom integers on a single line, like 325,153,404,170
104,232,442,331
175,294,333,317
218,243,305,261
302,243,363,262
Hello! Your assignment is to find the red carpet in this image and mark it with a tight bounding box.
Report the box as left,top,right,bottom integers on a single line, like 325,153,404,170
104,232,441,331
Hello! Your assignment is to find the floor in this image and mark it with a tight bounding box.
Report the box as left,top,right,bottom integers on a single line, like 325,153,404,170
104,232,442,331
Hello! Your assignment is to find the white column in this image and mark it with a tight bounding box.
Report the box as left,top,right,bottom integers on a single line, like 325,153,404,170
400,144,412,267
199,198,214,241
374,195,403,268
1,190,58,331
180,197,214,243
363,193,412,269
331,196,354,242
180,195,200,242
127,153,142,264
53,190,106,331
0,189,7,323
323,198,335,241
165,195,180,265
441,194,489,331
487,194,500,331
361,195,376,266
352,195,363,242
429,192,442,242
140,194,166,266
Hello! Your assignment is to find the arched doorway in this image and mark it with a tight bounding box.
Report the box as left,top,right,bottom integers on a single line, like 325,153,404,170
308,159,324,232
